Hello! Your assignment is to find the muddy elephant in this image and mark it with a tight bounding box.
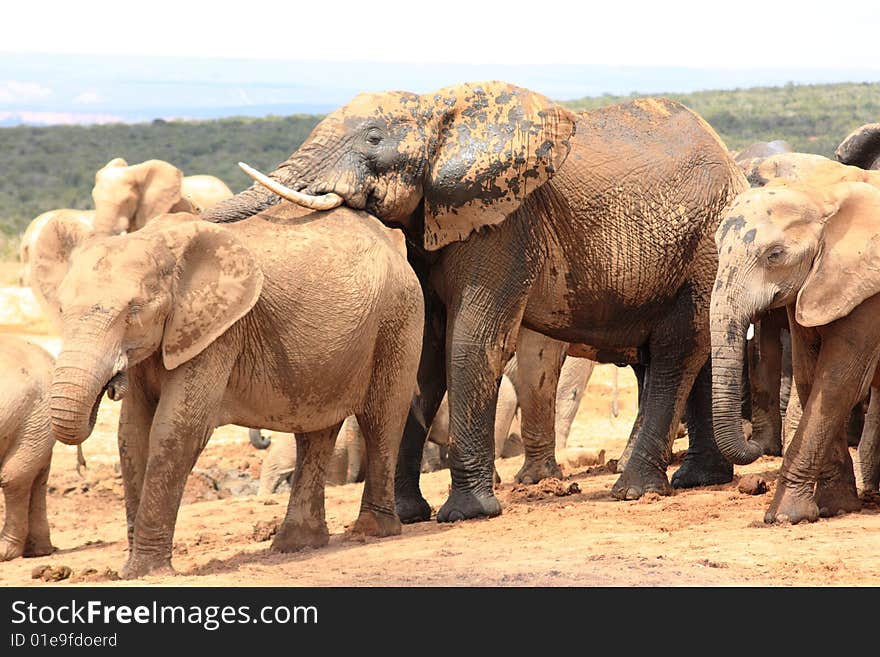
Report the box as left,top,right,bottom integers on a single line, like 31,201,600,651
733,140,793,169
0,336,56,561
18,209,95,288
205,81,746,521
41,206,423,578
710,175,880,523
835,123,880,170
92,158,233,234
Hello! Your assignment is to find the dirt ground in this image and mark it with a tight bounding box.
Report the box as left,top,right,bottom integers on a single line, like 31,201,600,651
2,287,880,587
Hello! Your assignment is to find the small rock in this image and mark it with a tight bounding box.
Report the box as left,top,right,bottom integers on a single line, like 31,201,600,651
738,474,769,495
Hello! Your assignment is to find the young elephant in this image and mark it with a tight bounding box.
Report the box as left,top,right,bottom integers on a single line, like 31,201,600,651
0,336,56,561
39,207,423,578
711,179,880,523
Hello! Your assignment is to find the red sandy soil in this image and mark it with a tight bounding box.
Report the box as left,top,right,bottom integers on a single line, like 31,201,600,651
1,319,879,587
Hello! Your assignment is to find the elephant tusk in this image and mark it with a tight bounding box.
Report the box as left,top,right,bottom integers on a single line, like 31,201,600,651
238,162,344,211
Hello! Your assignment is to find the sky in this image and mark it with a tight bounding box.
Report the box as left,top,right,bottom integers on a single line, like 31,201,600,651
3,0,879,69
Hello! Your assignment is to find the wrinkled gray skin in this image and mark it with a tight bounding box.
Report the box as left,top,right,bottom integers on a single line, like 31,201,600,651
205,84,746,522
0,337,56,561
835,123,880,170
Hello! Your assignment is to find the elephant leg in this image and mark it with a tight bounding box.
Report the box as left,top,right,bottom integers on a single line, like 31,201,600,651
846,402,867,447
616,363,647,472
435,229,538,523
257,435,297,497
0,442,36,562
117,378,156,549
494,375,519,458
858,386,880,492
24,463,53,557
815,432,861,517
248,427,271,449
395,283,447,524
344,418,366,484
671,360,733,488
612,284,706,500
749,311,785,456
513,328,568,485
554,356,593,449
766,320,871,524
779,328,793,416
272,424,341,552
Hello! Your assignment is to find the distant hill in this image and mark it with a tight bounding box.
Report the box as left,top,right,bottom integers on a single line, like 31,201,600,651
1,81,878,238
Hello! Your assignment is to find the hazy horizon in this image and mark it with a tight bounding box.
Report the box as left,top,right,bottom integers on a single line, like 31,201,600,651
2,52,880,127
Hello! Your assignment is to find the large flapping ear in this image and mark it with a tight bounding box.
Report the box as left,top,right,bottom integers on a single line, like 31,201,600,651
796,181,880,326
158,216,264,370
29,213,95,324
422,82,577,250
133,160,185,230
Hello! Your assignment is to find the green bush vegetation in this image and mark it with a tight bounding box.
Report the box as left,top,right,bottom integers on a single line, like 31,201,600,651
1,81,878,238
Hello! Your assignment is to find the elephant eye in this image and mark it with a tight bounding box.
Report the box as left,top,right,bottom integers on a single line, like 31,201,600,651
765,245,785,264
365,129,383,146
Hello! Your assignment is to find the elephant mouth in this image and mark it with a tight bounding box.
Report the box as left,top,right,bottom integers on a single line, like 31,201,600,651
72,371,128,444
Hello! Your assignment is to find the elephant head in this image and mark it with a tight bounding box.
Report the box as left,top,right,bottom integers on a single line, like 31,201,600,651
835,123,880,170
205,81,577,251
92,158,196,234
710,180,880,464
39,213,262,445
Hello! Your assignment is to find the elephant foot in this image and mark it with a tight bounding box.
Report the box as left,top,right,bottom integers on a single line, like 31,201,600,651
671,450,733,489
271,518,330,552
750,431,783,457
514,455,563,485
23,535,55,558
611,462,672,500
395,492,432,524
350,507,402,538
764,481,819,524
816,478,861,518
436,488,501,523
120,553,175,579
0,537,24,562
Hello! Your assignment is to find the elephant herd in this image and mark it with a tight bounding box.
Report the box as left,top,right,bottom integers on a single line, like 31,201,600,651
3,81,880,578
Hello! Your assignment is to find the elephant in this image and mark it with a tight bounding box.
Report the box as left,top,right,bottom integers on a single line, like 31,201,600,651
710,175,880,524
0,336,56,561
39,206,423,577
733,140,793,168
835,123,880,170
858,387,880,493
91,158,233,234
18,209,95,288
204,81,747,521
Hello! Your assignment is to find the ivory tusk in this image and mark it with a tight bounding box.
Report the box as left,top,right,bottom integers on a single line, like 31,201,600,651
238,162,343,211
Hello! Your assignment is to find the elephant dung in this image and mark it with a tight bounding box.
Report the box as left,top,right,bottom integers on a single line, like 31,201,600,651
737,474,769,495
31,565,72,582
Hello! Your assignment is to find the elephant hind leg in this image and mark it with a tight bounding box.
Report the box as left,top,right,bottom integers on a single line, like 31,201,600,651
272,424,341,553
23,463,53,557
858,386,880,492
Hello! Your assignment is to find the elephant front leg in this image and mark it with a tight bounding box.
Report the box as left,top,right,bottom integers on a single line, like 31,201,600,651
272,425,341,552
395,289,447,523
616,364,646,472
0,435,50,561
815,435,861,517
117,383,156,549
0,480,31,561
512,328,567,484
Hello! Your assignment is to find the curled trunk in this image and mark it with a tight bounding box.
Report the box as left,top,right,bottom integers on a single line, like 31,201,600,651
201,183,280,224
711,309,764,465
49,348,116,445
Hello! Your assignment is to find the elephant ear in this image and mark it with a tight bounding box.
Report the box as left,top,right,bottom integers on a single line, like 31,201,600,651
835,123,880,170
160,215,263,370
422,82,577,251
134,160,185,230
29,213,95,324
796,182,880,327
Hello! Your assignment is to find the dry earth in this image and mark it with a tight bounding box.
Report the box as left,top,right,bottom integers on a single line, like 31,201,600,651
1,286,879,587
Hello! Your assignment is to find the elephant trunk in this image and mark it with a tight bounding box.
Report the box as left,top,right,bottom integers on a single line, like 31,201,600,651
201,182,281,224
50,343,121,445
710,294,765,466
